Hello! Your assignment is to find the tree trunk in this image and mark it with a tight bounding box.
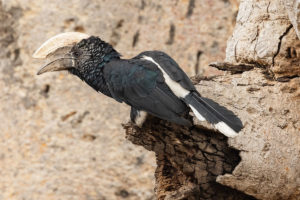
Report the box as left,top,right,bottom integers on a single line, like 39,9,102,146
123,0,300,199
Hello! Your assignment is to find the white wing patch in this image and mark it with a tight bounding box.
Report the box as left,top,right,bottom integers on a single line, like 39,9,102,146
189,105,206,121
142,56,190,98
141,55,239,138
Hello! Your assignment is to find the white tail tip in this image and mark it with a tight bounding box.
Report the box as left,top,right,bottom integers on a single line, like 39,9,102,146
214,122,238,137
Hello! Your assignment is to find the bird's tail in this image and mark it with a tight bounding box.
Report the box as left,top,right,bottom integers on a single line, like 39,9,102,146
183,92,243,137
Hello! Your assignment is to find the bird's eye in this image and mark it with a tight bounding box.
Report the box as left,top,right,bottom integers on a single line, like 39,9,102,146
73,50,80,57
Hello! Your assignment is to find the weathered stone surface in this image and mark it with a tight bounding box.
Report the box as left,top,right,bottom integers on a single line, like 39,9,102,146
272,27,300,80
285,0,300,39
194,71,300,200
0,0,238,199
4,0,238,76
226,0,300,80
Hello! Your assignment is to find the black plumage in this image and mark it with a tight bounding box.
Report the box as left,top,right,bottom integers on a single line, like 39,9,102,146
104,59,191,126
184,93,243,133
40,36,243,137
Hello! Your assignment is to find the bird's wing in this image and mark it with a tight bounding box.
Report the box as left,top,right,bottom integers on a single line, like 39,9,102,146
134,51,196,92
103,59,190,126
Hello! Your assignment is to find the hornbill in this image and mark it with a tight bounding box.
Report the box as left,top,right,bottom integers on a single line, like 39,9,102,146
33,32,243,137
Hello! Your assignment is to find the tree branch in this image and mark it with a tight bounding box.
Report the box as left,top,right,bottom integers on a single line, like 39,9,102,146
123,116,256,200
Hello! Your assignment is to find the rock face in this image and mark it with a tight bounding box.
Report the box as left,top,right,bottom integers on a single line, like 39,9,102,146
201,72,300,200
222,4,299,199
0,1,238,200
226,0,300,80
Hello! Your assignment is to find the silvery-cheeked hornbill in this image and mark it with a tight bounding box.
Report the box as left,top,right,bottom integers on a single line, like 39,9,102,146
33,32,243,137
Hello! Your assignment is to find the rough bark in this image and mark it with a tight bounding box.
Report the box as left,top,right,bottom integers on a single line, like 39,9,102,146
123,118,256,200
123,0,300,199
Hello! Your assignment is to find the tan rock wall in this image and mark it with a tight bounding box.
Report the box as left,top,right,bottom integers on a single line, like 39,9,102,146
0,0,238,199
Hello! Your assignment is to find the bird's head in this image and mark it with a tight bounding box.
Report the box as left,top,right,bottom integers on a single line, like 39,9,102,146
33,32,120,80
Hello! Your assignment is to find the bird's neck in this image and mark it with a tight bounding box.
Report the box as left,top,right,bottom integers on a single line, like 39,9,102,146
72,49,120,97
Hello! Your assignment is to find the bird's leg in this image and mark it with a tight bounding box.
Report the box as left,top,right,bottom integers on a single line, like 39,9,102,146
130,107,148,128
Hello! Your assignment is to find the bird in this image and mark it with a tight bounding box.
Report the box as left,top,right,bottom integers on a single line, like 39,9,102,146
33,32,243,137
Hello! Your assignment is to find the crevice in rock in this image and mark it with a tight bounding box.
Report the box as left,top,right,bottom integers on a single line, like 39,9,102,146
140,0,146,10
110,19,124,46
132,30,140,47
186,0,195,18
194,50,203,75
271,24,293,66
209,62,255,74
0,3,23,84
166,23,175,45
276,75,300,82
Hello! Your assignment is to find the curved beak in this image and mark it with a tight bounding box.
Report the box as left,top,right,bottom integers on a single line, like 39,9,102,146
33,32,90,75
37,57,75,75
